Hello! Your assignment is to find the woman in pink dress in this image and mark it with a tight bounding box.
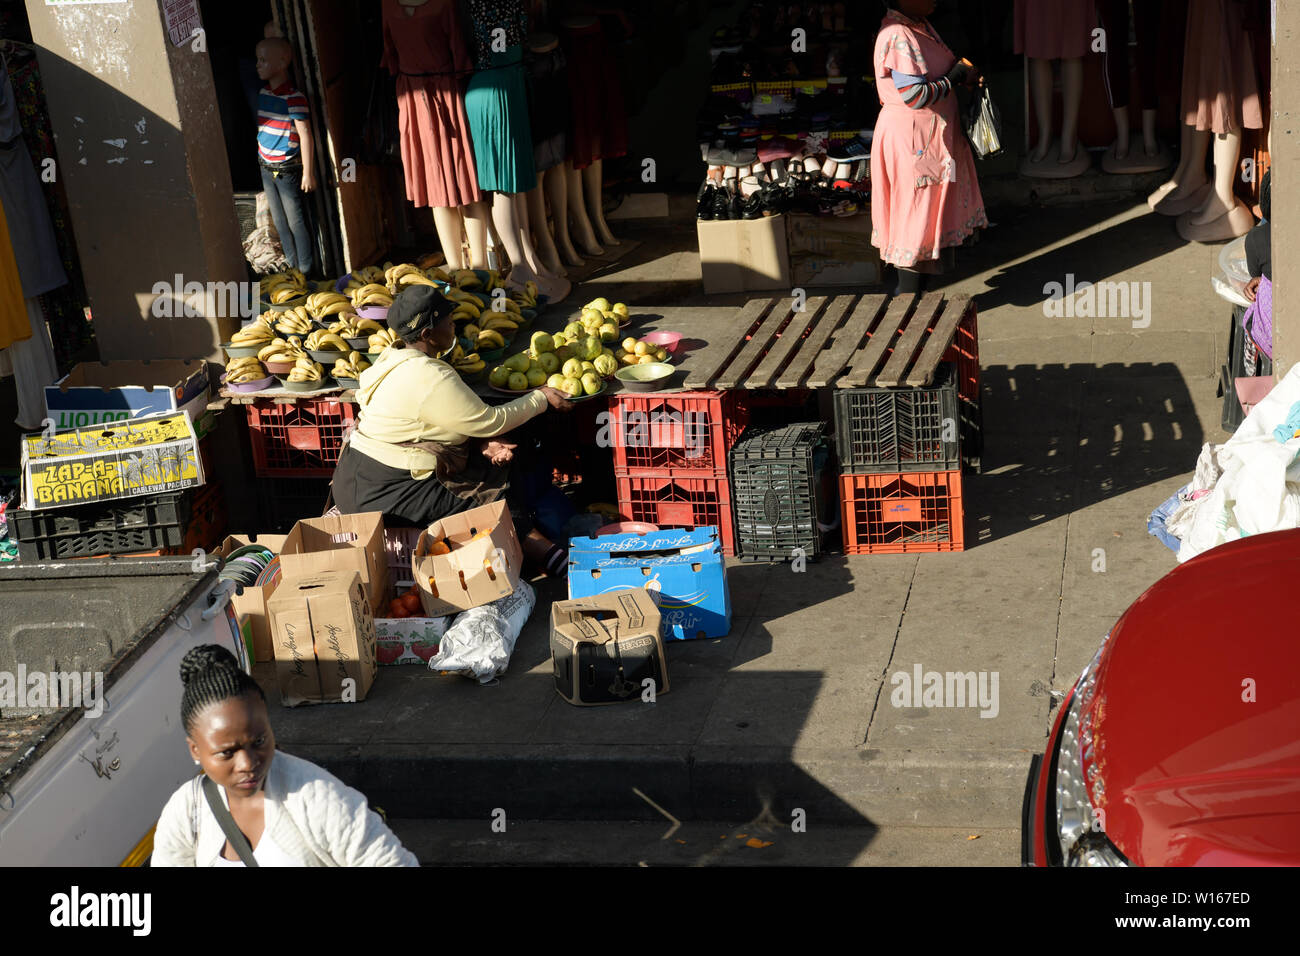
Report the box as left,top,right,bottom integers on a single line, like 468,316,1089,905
871,1,988,293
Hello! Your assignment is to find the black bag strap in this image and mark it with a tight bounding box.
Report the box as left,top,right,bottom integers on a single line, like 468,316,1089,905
201,775,260,868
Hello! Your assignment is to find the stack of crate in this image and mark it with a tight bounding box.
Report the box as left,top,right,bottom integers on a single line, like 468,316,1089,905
729,422,833,562
610,391,749,555
834,362,969,554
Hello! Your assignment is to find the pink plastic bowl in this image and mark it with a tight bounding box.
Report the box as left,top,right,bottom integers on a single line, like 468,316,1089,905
642,331,682,354
357,304,390,321
596,522,660,536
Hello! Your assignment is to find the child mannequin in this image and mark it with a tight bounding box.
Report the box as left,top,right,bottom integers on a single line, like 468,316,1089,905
255,37,316,275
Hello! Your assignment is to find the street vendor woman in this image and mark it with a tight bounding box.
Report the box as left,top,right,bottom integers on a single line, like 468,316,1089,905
332,285,573,577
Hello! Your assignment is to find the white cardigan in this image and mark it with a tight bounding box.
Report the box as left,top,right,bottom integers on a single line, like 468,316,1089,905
152,750,418,867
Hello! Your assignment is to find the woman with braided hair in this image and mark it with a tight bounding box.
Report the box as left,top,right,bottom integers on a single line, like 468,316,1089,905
152,645,417,867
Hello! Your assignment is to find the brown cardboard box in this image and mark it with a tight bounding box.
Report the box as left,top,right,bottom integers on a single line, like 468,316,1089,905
214,533,287,664
413,500,523,617
549,589,668,706
279,512,388,614
786,212,882,287
266,570,378,707
697,214,791,295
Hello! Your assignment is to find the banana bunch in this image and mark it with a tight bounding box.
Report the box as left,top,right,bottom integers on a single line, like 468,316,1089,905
446,343,485,376
274,308,314,336
327,315,384,338
258,336,308,363
287,357,325,385
343,266,385,292
332,351,371,379
481,314,520,335
304,329,351,352
305,291,353,318
452,269,483,290
230,317,276,346
511,281,540,309
367,327,399,351
225,357,269,385
351,282,395,309
445,288,483,322
261,269,308,303
475,328,506,351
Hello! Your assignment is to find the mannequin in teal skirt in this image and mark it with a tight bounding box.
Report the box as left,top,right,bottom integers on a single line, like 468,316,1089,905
463,0,571,302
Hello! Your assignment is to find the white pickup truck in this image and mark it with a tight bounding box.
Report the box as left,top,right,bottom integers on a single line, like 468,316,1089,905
0,555,243,866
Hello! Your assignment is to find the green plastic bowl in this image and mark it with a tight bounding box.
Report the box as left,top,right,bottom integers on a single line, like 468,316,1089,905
614,362,675,392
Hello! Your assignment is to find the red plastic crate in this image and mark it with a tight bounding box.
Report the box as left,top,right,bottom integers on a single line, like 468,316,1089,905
616,472,736,556
181,481,228,554
610,391,748,477
840,470,964,554
246,398,357,478
939,306,980,407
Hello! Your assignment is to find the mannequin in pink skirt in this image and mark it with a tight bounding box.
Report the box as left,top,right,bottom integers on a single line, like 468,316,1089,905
871,1,988,292
1016,0,1096,177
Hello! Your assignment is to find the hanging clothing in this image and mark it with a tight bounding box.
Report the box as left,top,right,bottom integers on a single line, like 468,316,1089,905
0,57,66,299
0,198,28,349
0,197,59,430
561,19,628,170
380,0,483,209
870,11,988,269
527,45,570,174
464,1,536,194
1014,0,1096,59
1181,0,1264,133
1098,0,1163,111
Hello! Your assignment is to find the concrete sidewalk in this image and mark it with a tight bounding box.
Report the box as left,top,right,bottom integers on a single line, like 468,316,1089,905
268,197,1234,864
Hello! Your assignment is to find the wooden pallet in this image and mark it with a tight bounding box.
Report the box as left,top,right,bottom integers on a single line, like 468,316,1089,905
682,293,975,391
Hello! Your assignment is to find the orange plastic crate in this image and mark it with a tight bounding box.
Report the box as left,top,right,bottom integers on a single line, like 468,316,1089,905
840,470,964,554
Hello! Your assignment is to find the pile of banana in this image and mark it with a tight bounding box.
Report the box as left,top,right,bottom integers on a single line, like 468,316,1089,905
512,280,541,310
385,262,441,294
286,357,326,385
225,357,269,385
258,336,308,364
341,265,386,290
229,316,277,347
274,307,315,336
261,269,309,304
304,291,353,318
350,282,394,310
445,342,485,378
367,327,399,352
462,319,514,353
331,352,371,380
326,315,385,339
303,329,351,353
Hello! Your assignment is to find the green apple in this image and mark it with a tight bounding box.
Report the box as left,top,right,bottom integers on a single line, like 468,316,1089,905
622,337,638,352
587,297,611,313
562,358,584,378
507,371,529,391
593,354,617,376
580,360,596,374
580,372,602,396
504,352,530,373
612,302,629,318
527,357,541,373
655,348,669,362
526,368,547,388
546,373,566,389
564,321,584,339
488,366,510,388
538,352,560,374
580,335,603,361
530,332,555,353
599,323,619,342
561,376,583,397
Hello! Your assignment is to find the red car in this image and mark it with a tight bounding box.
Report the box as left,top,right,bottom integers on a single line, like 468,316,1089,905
1023,529,1300,866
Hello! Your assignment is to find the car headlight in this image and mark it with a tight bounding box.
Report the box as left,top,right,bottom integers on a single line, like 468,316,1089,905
1055,636,1130,867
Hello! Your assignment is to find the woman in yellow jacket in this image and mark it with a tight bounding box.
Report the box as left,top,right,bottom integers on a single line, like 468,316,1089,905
332,286,573,575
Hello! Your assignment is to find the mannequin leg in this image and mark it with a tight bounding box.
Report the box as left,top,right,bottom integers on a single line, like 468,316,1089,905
1028,57,1054,163
1149,125,1210,209
564,160,604,257
526,179,566,277
1112,106,1131,160
1059,58,1083,164
1188,131,1241,225
1141,109,1159,158
581,159,619,247
431,206,467,272
462,200,492,271
544,166,584,268
491,191,571,300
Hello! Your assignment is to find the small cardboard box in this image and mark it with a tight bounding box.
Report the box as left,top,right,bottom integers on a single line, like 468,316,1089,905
413,500,523,617
375,617,449,665
266,569,378,706
568,527,731,641
45,359,211,432
214,533,288,664
698,214,791,295
21,410,204,511
786,212,882,288
279,512,388,616
550,589,668,706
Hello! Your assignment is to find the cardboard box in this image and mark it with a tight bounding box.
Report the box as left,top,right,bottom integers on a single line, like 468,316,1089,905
214,533,288,664
266,570,378,706
413,500,523,617
45,360,211,432
375,617,449,665
21,411,204,511
550,589,668,705
567,527,732,641
698,214,791,295
279,512,388,616
786,212,882,288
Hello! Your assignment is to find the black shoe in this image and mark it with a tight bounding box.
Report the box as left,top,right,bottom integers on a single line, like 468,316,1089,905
697,181,718,221
728,186,744,220
711,184,733,221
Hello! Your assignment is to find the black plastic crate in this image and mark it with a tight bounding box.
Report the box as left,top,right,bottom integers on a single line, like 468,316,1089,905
11,491,191,561
730,422,833,562
254,476,333,533
834,363,961,474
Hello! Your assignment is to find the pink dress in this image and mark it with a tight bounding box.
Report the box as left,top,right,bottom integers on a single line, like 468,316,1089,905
871,12,988,269
1014,0,1095,60
1182,0,1264,134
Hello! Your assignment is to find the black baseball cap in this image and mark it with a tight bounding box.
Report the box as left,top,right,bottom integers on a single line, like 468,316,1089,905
387,286,457,340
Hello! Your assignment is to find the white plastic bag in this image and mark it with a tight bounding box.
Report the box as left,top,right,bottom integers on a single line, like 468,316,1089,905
426,580,536,683
965,85,1004,160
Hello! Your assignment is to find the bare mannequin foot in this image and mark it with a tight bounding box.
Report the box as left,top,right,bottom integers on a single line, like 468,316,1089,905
1058,138,1080,165
1029,139,1051,164
1142,134,1160,158
1188,191,1236,226
1114,131,1131,162
1149,176,1208,210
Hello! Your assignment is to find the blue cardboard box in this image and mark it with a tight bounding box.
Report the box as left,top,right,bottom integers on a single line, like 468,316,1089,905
568,526,731,641
44,360,211,432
